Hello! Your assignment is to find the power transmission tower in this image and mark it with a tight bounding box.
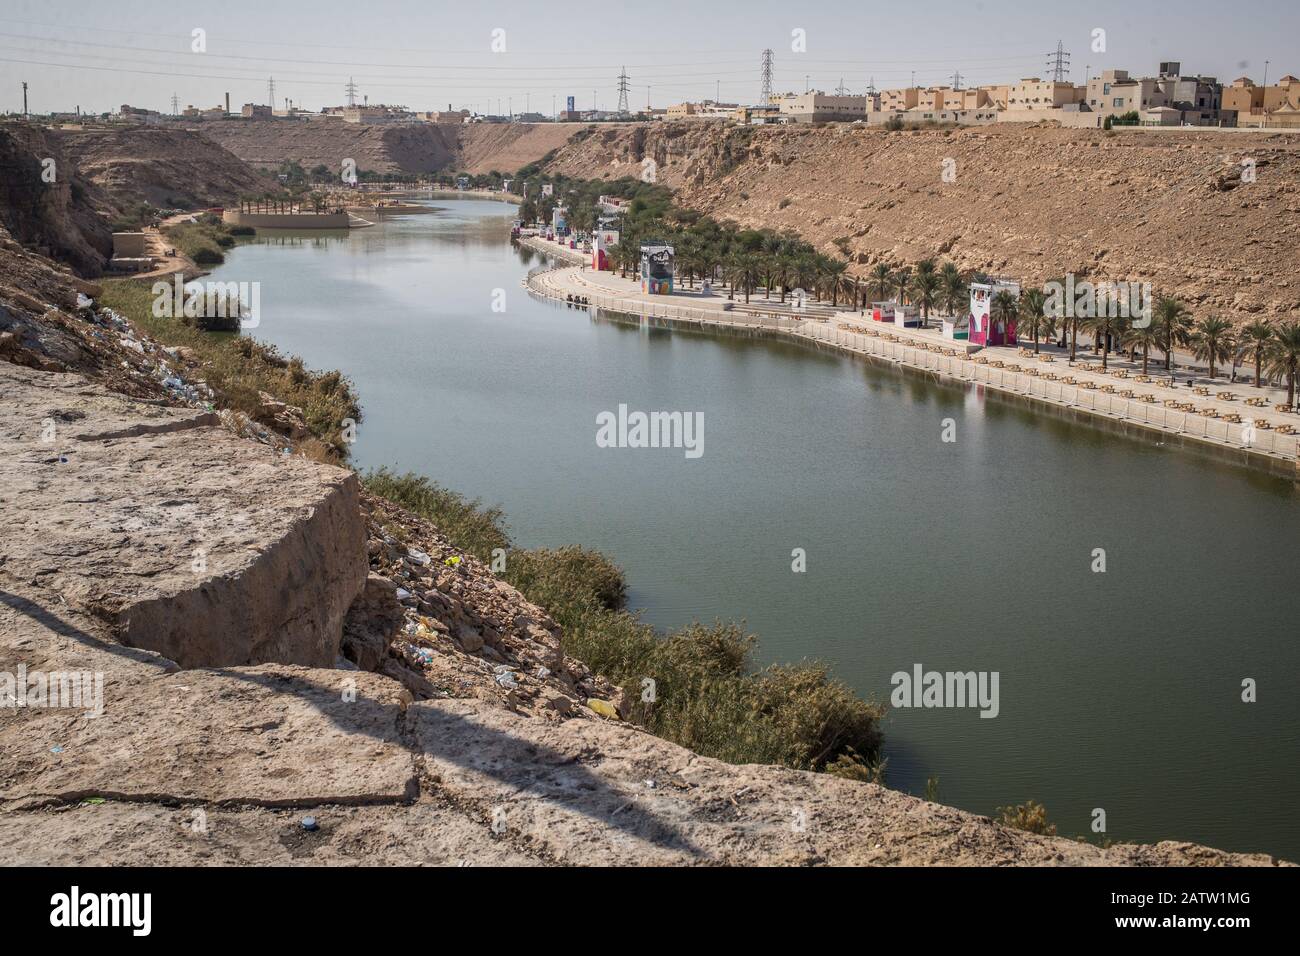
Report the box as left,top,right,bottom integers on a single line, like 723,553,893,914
345,77,359,107
22,81,28,118
267,76,276,110
616,67,630,114
760,49,774,106
835,77,847,95
1047,41,1071,83
171,93,179,115
951,70,963,90
866,76,877,95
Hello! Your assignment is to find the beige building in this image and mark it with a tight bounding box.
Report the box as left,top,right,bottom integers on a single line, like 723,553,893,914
877,87,921,112
779,93,870,122
1007,78,1085,111
1084,69,1166,117
867,107,999,127
1223,75,1300,125
979,85,1011,108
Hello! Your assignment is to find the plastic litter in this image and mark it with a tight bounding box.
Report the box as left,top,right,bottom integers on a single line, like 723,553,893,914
586,699,619,720
301,816,319,832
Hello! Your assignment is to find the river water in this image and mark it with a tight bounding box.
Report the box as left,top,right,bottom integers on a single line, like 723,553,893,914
211,198,1300,860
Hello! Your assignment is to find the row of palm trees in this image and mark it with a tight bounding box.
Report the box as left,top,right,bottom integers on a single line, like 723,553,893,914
994,285,1300,404
601,222,1300,405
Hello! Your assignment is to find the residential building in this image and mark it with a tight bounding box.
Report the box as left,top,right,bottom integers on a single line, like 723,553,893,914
1084,69,1166,118
241,103,273,119
779,92,870,122
876,87,921,112
1223,74,1300,126
1007,78,1085,111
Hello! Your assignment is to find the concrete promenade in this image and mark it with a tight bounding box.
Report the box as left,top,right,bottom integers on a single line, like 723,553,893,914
518,234,1300,477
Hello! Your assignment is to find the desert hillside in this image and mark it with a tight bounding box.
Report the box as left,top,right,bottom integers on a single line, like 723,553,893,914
201,119,586,176
542,122,1300,320
456,122,589,174
59,126,270,216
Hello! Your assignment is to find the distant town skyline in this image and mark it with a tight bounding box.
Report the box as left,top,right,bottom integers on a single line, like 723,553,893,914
3,0,1298,116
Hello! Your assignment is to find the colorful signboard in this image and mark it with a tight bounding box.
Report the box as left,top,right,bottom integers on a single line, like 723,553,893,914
640,242,674,295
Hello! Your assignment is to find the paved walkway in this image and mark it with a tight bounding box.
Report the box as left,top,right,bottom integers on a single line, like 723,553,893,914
519,237,1300,472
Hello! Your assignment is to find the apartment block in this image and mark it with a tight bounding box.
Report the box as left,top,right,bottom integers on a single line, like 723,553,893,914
778,93,870,122
876,87,921,112
1007,78,1085,111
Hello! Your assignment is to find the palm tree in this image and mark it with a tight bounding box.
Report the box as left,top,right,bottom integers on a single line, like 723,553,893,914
911,267,941,328
1085,312,1126,370
892,267,913,307
759,255,780,299
1017,288,1052,353
824,258,849,307
868,263,894,307
1152,295,1192,373
1238,318,1274,388
1190,314,1235,381
991,289,1018,344
939,263,967,320
774,255,794,302
1267,322,1300,408
729,255,762,304
792,256,818,306
1127,323,1163,374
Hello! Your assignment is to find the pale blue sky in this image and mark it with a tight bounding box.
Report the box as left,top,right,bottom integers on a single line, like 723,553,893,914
3,0,1297,116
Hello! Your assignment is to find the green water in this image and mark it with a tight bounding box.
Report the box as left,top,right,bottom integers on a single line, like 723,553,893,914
212,199,1300,860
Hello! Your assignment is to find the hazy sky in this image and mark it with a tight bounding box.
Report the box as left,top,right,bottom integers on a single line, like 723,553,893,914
3,0,1297,116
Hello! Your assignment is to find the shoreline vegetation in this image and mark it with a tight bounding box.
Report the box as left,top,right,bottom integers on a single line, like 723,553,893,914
363,468,887,776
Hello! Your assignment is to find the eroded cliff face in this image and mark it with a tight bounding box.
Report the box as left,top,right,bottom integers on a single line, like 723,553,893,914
0,123,112,276
542,121,1300,320
58,126,270,215
200,119,585,176
200,119,461,174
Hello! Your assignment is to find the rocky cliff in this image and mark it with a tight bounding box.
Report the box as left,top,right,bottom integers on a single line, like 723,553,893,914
542,122,1300,320
0,123,112,276
200,119,585,175
58,126,270,216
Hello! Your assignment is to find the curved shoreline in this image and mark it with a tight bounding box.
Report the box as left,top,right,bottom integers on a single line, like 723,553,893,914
518,235,1300,481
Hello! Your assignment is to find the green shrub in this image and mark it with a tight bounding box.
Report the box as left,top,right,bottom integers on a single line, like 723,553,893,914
98,280,362,458
191,246,225,265
364,471,886,773
996,801,1056,835
361,468,509,557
